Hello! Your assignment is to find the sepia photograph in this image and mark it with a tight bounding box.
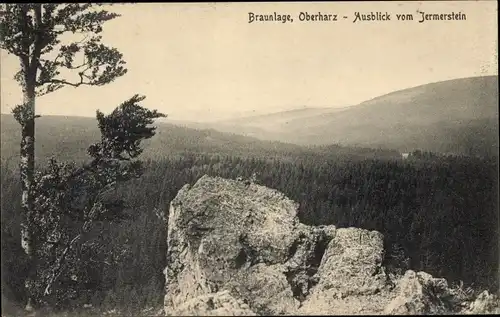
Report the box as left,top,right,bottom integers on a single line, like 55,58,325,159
1,1,498,316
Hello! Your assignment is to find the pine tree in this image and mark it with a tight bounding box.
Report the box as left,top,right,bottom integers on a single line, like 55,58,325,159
29,95,166,308
1,4,127,310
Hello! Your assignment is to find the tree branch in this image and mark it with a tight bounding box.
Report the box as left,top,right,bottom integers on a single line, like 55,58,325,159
41,76,89,88
66,61,89,70
43,233,82,296
42,201,99,296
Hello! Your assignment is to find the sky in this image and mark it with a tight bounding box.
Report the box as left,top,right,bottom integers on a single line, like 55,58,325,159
0,1,498,122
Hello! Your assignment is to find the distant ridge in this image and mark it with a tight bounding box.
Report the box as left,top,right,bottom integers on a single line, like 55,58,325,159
185,76,498,157
1,76,497,162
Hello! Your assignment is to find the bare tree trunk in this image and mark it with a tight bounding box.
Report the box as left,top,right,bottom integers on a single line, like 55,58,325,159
20,87,36,312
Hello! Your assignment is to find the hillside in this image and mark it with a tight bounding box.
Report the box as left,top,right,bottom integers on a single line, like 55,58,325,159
196,76,499,157
0,114,400,167
0,114,292,164
212,106,352,134
170,107,353,142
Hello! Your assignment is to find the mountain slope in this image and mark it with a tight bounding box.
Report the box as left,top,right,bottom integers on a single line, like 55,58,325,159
200,76,499,156
0,114,401,167
167,107,354,139
0,114,296,164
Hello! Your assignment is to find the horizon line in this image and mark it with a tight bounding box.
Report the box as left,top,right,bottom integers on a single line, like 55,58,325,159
1,74,497,121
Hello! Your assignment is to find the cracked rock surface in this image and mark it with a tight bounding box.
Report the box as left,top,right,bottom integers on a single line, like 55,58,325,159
163,175,498,316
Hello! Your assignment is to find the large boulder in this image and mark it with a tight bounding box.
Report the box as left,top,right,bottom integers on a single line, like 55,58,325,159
163,175,333,315
163,175,495,315
297,228,392,315
464,291,500,315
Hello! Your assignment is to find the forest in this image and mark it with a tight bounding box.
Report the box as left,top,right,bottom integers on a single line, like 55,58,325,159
2,149,498,314
0,3,497,315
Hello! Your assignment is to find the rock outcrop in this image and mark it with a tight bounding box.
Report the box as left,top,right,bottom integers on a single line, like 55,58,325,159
464,290,500,315
163,175,499,315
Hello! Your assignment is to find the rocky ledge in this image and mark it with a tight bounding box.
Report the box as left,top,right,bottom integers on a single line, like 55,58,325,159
163,175,499,315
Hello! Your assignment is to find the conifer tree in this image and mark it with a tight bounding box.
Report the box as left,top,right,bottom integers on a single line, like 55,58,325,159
1,4,127,309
